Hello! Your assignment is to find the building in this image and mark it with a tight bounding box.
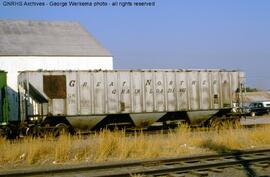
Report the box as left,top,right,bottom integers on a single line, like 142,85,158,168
0,20,113,89
244,91,270,104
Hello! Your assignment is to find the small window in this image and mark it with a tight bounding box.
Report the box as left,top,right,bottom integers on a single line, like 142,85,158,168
250,103,257,108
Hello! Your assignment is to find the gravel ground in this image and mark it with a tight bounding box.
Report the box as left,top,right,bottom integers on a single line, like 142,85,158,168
184,165,270,177
241,116,270,126
8,164,270,177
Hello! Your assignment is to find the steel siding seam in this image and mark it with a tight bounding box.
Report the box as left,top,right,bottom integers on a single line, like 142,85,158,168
26,72,30,120
154,71,156,112
140,72,143,113
135,72,138,113
17,75,21,122
219,72,222,109
152,71,155,112
90,71,94,115
107,72,110,113
159,71,162,111
226,72,229,105
198,71,201,110
117,71,120,113
224,72,228,106
17,74,21,122
187,72,191,110
145,71,149,112
165,72,169,111
215,72,219,109
239,72,242,108
207,72,211,109
133,72,137,113
206,72,210,109
208,72,212,110
151,71,155,112
153,71,156,112
104,71,107,114
178,72,180,109
142,71,145,112
126,71,131,113
229,72,232,107
176,72,180,110
77,71,80,115
87,71,91,115
129,71,133,113
164,71,167,112
68,72,72,115
93,72,97,114
189,72,194,110
174,71,177,111
100,71,104,114
131,72,134,113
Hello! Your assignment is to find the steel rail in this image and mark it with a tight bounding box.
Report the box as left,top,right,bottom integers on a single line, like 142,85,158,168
0,148,270,177
102,155,270,177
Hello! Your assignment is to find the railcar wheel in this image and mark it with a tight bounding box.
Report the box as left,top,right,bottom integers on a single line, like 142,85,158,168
26,125,43,137
53,123,69,137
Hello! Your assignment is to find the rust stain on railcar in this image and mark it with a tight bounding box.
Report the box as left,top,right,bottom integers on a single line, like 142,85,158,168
43,75,66,99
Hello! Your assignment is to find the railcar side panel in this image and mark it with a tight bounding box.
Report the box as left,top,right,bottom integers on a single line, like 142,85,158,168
220,72,231,108
230,72,240,103
176,72,188,110
66,72,77,115
200,72,210,110
144,71,154,112
154,71,166,112
119,71,131,113
211,72,220,109
132,71,143,113
79,72,92,115
188,72,200,110
93,71,105,114
166,71,177,111
106,71,118,113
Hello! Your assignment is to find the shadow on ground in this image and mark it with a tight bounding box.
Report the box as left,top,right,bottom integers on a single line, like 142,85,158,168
200,139,269,177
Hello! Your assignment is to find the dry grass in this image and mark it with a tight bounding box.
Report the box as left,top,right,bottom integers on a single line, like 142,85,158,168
1,124,270,169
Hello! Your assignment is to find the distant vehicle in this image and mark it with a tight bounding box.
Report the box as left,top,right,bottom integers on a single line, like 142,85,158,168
246,101,270,117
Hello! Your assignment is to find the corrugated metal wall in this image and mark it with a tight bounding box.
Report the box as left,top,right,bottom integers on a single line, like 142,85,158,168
19,70,244,118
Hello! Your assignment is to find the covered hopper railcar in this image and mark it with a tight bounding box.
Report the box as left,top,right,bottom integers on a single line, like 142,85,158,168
18,69,245,133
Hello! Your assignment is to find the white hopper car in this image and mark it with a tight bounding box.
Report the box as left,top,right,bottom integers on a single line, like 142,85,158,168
18,69,245,133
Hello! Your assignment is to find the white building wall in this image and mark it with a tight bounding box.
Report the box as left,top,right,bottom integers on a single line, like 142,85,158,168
0,56,113,90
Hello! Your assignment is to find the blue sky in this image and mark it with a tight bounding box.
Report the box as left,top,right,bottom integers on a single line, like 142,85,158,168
1,0,270,89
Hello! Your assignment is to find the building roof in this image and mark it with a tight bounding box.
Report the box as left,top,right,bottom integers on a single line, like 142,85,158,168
0,20,112,57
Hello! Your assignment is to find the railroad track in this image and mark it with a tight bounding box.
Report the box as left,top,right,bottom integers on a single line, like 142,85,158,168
1,148,270,177
15,116,270,139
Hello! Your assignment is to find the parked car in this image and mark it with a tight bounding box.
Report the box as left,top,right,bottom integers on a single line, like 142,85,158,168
246,101,270,117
